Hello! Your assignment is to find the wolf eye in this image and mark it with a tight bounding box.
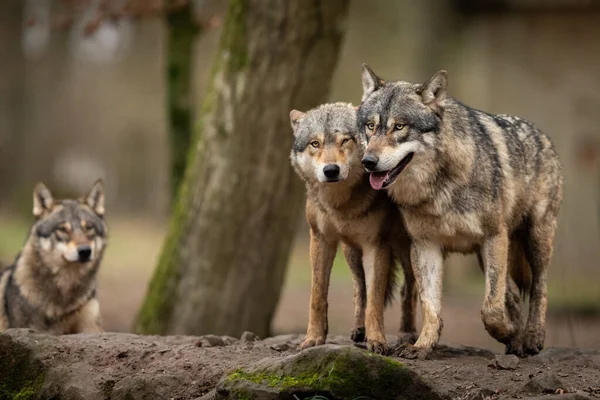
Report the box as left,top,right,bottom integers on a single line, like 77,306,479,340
366,123,375,131
57,226,68,233
341,138,350,146
309,141,320,148
394,124,405,131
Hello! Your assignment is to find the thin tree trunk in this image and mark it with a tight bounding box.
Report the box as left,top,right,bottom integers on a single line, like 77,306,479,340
166,1,200,200
135,0,350,337
0,0,25,199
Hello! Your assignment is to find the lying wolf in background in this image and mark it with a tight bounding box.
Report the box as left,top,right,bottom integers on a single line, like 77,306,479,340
358,65,563,359
290,102,416,355
0,180,108,334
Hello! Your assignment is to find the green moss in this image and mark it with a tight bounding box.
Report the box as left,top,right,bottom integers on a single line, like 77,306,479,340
226,369,322,390
220,0,249,74
0,335,46,400
223,347,409,399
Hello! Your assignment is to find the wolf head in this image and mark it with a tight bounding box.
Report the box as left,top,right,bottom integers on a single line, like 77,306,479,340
358,64,447,191
289,103,364,186
29,180,108,271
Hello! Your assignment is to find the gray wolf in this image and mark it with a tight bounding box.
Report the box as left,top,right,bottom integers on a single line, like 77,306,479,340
358,65,563,359
0,180,108,334
289,102,416,355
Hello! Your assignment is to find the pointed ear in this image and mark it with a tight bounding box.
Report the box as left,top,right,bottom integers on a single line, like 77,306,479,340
85,179,105,216
289,109,305,134
418,70,447,106
361,63,384,102
33,182,54,218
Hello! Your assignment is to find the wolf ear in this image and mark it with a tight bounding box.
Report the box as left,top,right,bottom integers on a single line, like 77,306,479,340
85,179,105,217
33,182,54,218
289,109,305,134
361,63,384,102
418,70,447,106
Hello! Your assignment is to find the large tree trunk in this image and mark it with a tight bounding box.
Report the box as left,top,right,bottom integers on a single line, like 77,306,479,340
135,0,350,337
166,1,200,200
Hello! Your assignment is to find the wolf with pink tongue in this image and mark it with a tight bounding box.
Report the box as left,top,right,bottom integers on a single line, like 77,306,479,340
358,64,563,360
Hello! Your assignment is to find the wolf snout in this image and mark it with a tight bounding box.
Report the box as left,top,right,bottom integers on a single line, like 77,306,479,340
77,245,92,262
323,164,340,179
361,155,379,171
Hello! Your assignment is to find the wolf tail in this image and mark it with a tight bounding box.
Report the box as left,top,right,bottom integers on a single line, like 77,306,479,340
509,239,533,299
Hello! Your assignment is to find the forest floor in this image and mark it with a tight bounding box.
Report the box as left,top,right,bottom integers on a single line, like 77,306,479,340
2,329,600,400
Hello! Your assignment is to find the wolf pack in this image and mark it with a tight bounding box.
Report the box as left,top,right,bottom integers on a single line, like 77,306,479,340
0,65,562,361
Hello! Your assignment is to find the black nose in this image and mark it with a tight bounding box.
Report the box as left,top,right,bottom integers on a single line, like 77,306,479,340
361,155,379,171
323,164,340,179
78,245,92,262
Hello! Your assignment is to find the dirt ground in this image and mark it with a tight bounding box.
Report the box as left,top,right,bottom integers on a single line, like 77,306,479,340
2,329,600,400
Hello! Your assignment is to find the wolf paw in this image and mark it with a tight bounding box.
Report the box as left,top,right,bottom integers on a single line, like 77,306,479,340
397,331,418,345
522,329,545,356
504,338,525,358
350,326,366,343
395,343,432,360
299,335,326,350
367,339,390,355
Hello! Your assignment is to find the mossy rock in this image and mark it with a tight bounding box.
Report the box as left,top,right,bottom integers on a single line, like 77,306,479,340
0,330,46,400
215,344,443,400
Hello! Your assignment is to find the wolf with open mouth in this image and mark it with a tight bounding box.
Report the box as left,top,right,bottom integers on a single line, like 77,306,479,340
358,64,563,360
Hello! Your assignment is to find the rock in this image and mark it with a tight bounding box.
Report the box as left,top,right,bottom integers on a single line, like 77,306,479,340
490,354,520,370
215,344,443,400
196,335,226,347
0,329,46,400
526,394,592,400
240,331,258,343
269,342,290,352
221,336,239,346
521,371,565,394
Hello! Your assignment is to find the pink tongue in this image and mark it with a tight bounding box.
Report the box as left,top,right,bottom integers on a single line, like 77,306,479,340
369,172,388,190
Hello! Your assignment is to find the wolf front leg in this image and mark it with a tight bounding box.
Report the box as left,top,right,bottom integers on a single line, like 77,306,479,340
481,227,519,347
342,244,366,343
397,240,443,359
363,245,392,355
300,229,337,350
73,298,104,333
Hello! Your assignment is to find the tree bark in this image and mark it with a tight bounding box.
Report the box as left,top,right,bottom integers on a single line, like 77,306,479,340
135,0,350,337
166,1,200,200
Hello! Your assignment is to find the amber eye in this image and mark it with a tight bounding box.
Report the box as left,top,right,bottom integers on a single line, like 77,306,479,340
341,138,350,146
366,122,375,131
310,141,320,148
394,124,405,131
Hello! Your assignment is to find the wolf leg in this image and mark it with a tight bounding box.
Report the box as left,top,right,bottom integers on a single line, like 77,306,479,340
342,244,366,343
397,240,443,359
481,228,519,345
398,245,417,344
300,229,337,350
363,245,392,355
522,219,556,355
478,245,525,356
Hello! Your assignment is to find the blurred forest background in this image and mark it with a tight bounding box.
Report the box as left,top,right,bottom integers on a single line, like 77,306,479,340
1,0,599,352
